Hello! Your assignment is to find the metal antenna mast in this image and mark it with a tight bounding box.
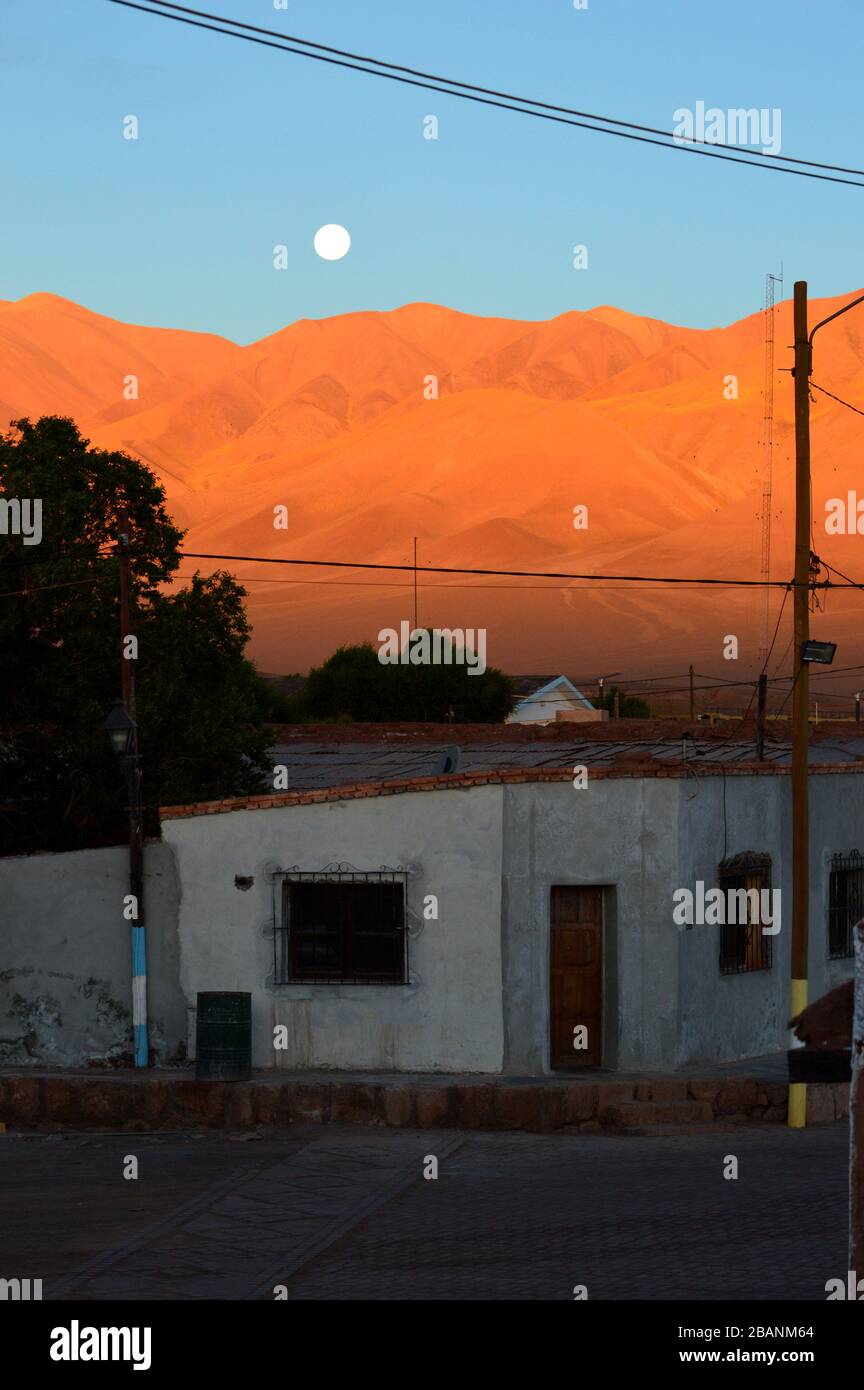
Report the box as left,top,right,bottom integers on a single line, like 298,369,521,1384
759,267,783,661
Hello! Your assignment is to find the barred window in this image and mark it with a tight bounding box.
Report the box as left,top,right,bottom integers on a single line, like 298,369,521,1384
718,853,773,975
274,869,407,984
828,852,864,960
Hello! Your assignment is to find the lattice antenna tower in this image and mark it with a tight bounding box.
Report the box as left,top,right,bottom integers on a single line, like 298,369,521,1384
759,268,783,662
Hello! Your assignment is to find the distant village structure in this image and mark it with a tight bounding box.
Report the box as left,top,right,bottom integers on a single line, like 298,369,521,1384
507,675,607,725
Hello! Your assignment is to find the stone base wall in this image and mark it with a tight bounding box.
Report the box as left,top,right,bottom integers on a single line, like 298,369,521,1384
0,1071,849,1133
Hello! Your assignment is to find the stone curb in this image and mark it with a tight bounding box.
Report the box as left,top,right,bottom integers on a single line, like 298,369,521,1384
0,1073,849,1134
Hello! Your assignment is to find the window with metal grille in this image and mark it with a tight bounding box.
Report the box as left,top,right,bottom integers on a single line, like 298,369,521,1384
718,853,773,975
828,852,864,959
273,869,408,984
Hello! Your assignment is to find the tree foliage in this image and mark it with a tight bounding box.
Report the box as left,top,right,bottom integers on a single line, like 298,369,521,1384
596,685,652,719
302,639,516,723
0,417,273,853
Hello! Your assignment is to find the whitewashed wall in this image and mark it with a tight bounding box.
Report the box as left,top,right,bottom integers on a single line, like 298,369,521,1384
162,787,505,1072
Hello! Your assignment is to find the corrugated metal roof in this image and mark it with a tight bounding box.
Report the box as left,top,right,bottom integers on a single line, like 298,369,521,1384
268,736,864,791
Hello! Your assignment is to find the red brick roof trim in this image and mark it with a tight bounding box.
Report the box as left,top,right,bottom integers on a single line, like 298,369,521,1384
159,762,864,821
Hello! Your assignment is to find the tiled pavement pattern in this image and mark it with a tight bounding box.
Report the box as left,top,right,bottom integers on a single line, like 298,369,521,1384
46,1130,464,1300
3,1123,847,1301
284,1127,849,1301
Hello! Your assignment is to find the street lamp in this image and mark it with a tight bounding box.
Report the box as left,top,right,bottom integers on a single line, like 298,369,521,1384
103,697,148,1069
103,698,136,757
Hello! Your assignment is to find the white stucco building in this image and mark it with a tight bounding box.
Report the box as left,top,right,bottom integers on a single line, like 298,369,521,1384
158,759,862,1076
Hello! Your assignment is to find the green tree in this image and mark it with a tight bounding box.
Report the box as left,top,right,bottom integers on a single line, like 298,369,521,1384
0,416,273,853
303,638,516,723
596,685,651,719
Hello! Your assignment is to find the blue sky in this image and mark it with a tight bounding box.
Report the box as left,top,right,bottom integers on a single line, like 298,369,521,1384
2,0,862,342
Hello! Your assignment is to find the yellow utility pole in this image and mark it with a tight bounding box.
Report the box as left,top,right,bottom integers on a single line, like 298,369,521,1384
788,283,864,1129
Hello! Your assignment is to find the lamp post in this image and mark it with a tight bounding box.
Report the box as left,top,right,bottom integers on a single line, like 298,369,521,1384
103,698,148,1068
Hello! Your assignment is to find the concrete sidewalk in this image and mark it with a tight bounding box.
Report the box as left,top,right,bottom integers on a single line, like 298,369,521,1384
0,1055,847,1135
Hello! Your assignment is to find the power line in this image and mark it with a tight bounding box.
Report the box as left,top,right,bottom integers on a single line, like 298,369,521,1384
822,559,864,592
0,547,116,570
0,576,112,599
807,663,864,678
693,664,777,689
168,570,775,594
811,382,864,417
763,583,792,673
177,550,832,587
7,547,864,594
775,666,804,719
125,1,864,175
104,0,864,189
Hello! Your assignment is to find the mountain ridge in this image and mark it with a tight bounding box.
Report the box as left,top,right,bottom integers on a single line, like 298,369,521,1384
3,289,863,682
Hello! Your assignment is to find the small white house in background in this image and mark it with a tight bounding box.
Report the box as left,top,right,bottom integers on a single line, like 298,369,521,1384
507,675,605,725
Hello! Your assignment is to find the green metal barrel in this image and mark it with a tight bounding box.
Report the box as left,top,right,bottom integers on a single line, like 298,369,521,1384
195,992,252,1081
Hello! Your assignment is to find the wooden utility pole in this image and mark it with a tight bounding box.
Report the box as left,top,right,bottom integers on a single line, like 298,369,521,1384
118,528,135,722
689,664,695,722
756,673,767,762
789,282,811,1129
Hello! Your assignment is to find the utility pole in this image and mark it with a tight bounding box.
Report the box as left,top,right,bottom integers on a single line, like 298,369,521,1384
756,673,767,762
118,521,148,1069
851,920,864,1275
789,281,811,1129
689,664,695,722
413,536,418,631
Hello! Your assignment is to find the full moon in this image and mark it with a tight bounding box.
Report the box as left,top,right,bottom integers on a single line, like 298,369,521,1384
313,224,351,261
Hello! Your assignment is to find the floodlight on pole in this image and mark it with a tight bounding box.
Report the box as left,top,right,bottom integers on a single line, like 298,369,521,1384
800,640,836,665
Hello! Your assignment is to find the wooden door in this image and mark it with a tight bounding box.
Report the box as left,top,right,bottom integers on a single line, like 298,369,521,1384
550,886,603,1068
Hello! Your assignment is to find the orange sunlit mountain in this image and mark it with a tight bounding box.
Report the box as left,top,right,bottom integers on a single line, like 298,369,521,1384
4,289,864,682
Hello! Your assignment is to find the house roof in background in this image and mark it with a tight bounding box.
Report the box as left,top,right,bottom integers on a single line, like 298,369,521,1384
512,675,594,709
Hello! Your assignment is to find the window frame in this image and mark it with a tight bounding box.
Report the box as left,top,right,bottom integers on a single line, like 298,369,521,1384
828,851,864,960
717,852,773,976
273,867,410,985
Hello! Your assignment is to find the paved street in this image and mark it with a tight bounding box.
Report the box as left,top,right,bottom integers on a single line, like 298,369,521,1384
1,1122,848,1301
